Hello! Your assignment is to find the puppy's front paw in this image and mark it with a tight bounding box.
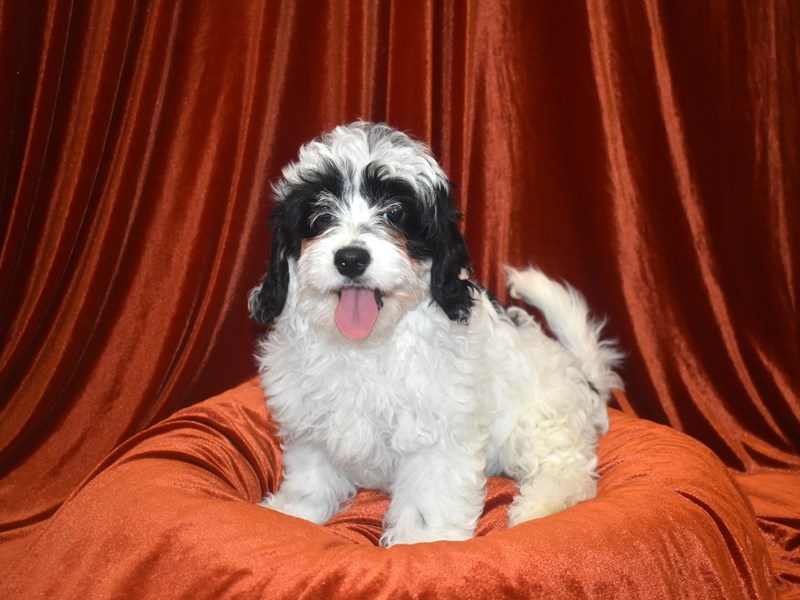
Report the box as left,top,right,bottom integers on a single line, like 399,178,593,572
259,490,332,525
380,522,473,547
508,475,596,526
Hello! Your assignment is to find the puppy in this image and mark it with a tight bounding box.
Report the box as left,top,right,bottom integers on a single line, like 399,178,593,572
249,122,622,546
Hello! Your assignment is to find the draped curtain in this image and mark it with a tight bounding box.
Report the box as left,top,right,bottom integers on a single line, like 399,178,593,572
1,0,797,587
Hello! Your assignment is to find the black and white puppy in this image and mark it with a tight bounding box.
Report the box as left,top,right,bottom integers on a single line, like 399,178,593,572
249,122,622,546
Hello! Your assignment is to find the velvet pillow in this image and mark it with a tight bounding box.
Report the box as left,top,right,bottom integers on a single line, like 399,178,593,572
3,380,775,599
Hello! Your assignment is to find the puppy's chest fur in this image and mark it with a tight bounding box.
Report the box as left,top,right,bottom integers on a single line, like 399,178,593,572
260,302,506,489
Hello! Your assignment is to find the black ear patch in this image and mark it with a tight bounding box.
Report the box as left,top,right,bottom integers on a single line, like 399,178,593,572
427,184,475,324
249,159,345,326
248,207,291,325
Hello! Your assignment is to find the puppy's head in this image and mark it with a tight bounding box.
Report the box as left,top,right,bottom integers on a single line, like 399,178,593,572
249,122,474,340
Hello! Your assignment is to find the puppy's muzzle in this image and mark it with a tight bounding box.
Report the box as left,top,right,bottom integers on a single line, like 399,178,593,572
332,246,383,340
334,246,371,279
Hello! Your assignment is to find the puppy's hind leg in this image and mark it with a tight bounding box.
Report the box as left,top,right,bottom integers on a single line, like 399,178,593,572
261,441,355,525
506,405,601,526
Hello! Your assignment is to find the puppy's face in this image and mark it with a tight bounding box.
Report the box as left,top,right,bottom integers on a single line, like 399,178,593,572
249,122,474,340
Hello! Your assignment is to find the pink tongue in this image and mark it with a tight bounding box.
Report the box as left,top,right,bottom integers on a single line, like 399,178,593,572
335,288,379,340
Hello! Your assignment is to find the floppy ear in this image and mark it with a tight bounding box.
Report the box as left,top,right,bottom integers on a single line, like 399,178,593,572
427,184,475,324
248,209,291,325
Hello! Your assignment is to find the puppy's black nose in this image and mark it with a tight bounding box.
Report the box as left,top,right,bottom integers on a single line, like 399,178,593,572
334,246,371,278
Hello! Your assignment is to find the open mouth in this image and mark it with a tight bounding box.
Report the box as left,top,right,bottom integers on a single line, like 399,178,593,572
334,287,384,340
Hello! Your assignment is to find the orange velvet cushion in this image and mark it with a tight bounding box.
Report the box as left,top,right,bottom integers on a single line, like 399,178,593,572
4,380,775,598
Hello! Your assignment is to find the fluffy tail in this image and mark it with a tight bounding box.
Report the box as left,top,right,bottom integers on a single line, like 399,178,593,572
506,266,624,398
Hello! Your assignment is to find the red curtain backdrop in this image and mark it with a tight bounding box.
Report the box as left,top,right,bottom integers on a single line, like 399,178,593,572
1,0,797,593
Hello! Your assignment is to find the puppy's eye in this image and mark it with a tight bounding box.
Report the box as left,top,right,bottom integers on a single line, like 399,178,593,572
310,212,334,234
381,205,404,225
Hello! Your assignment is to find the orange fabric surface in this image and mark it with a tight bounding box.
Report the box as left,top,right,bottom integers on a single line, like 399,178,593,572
734,472,800,595
1,380,776,599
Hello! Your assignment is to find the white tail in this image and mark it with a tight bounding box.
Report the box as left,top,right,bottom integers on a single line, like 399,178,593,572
505,266,624,398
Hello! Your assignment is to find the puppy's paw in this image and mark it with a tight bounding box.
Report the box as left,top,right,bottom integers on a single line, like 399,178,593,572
380,524,473,547
507,496,562,526
259,490,332,525
508,475,596,526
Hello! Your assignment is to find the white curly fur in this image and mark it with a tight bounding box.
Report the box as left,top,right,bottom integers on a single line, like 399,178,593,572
252,123,623,546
